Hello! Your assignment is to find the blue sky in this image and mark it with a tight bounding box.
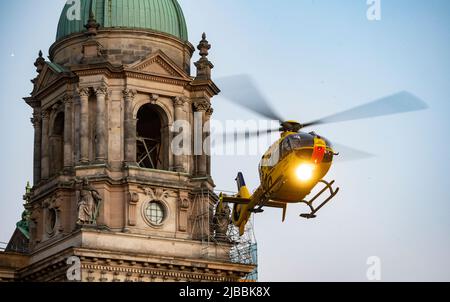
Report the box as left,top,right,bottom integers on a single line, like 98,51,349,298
0,0,449,281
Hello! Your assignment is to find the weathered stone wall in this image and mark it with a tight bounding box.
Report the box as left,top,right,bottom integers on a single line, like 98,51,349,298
50,30,194,74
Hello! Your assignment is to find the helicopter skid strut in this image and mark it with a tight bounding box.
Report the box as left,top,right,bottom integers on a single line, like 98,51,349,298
300,180,339,219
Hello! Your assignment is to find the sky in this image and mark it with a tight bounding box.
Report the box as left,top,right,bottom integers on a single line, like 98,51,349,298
0,0,450,281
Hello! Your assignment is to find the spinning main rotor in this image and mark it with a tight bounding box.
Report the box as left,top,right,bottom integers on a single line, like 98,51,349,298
215,74,428,159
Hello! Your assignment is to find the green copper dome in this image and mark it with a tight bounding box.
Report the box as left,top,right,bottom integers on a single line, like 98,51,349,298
56,0,188,41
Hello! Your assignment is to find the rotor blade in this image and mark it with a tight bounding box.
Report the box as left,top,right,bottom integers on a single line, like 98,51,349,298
303,91,428,128
216,74,284,122
332,143,375,162
212,127,280,144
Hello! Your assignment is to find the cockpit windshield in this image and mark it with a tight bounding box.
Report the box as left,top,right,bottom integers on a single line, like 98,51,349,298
287,133,315,149
282,133,334,163
286,133,333,149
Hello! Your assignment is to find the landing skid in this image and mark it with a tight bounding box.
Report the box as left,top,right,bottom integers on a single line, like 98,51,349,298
300,179,339,219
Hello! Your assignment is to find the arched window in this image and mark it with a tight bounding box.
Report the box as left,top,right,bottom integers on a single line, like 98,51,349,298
136,104,169,170
50,112,64,176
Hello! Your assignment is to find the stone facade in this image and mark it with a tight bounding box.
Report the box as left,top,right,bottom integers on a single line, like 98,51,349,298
0,12,254,282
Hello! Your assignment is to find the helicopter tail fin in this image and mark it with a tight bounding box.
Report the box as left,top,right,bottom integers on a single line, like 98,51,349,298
236,172,251,199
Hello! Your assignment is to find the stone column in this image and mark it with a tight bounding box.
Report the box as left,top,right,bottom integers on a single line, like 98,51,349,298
193,100,210,176
78,88,90,164
41,111,50,180
32,108,42,185
95,86,108,163
205,107,214,176
63,95,73,169
173,96,187,172
123,89,137,166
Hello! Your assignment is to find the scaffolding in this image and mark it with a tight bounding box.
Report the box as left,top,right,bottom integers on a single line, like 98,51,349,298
189,189,258,281
229,219,258,281
136,136,162,169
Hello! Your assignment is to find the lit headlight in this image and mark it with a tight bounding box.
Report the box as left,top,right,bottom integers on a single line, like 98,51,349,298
295,164,315,181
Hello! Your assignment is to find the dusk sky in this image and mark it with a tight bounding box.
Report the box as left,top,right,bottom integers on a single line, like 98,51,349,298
0,0,449,281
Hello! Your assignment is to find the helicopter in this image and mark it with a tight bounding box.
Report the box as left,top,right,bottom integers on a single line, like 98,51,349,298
216,75,428,236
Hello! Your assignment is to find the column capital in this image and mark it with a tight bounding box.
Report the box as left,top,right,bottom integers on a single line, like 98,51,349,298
206,107,214,117
123,89,137,101
31,112,42,127
173,96,188,108
94,85,108,97
41,110,50,120
77,87,91,98
193,99,211,112
62,94,74,105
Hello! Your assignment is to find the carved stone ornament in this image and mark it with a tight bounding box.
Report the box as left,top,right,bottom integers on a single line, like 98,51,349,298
179,197,190,210
34,50,45,74
206,107,214,117
173,96,188,108
62,94,74,105
78,87,91,98
95,85,108,96
31,109,42,127
84,9,100,36
76,178,102,226
41,110,50,121
213,201,231,242
123,89,137,101
140,187,171,202
150,93,159,102
129,192,139,204
42,193,63,237
193,100,211,112
197,33,211,58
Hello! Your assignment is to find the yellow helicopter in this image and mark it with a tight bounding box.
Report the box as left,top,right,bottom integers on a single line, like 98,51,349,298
216,75,428,235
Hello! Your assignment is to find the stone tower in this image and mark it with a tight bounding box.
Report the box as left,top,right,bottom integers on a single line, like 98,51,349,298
1,0,254,282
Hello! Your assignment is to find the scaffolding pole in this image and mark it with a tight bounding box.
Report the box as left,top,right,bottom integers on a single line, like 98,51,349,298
190,190,258,281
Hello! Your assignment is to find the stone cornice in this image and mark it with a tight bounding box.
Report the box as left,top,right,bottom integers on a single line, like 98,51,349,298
188,79,221,97
23,97,40,109
81,263,240,282
27,64,219,107
16,243,255,282
30,73,77,103
71,63,192,87
29,169,208,203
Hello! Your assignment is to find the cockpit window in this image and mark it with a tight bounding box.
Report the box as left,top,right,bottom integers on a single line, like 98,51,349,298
260,142,281,168
287,133,334,163
288,133,315,149
280,138,292,158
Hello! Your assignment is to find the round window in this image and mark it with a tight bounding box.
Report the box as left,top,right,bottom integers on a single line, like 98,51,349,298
144,201,166,226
